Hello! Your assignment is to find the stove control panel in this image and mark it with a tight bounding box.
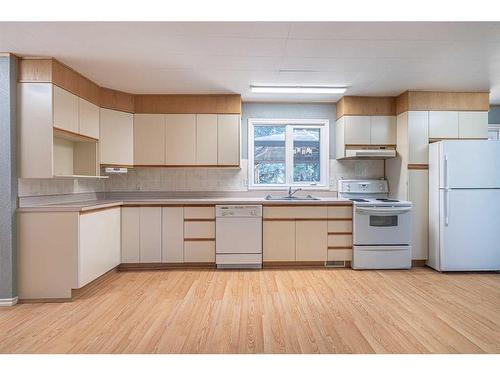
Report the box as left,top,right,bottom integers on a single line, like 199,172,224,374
338,179,389,194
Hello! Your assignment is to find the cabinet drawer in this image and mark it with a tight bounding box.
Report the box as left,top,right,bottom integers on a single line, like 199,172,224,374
184,221,215,239
328,234,352,248
184,206,215,219
327,206,352,219
327,249,353,261
327,220,352,233
184,240,215,263
263,206,327,219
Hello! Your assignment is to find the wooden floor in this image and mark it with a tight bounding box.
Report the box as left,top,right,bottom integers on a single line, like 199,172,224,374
1,267,500,353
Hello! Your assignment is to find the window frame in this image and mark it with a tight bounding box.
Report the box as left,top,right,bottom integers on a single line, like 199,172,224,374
248,118,329,190
488,124,500,140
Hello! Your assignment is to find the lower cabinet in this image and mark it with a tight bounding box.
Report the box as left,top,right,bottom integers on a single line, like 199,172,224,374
121,206,162,263
262,206,351,263
162,207,184,263
408,169,429,260
295,220,328,261
18,207,121,300
184,241,215,263
263,221,296,261
79,207,121,287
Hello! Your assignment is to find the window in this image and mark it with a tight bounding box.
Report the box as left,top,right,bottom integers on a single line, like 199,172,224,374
248,119,329,188
488,125,500,140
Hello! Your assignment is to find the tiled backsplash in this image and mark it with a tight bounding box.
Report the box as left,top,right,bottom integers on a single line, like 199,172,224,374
18,159,384,197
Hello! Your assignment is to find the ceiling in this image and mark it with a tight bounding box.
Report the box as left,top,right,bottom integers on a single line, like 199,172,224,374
2,22,500,104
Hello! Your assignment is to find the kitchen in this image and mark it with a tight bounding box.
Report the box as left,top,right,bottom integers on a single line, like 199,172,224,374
1,16,500,369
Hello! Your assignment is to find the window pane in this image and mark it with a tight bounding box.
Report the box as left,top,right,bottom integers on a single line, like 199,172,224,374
254,126,286,184
293,128,320,183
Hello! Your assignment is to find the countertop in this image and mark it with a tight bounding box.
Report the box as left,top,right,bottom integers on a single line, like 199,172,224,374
17,197,352,212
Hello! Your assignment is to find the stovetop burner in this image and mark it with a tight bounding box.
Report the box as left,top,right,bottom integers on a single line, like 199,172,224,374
376,198,400,202
349,198,369,202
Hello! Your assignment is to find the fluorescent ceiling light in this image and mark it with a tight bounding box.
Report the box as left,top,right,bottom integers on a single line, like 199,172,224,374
250,85,347,94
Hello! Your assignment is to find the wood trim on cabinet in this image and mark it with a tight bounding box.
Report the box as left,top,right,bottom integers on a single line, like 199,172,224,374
18,58,53,82
100,163,135,168
133,164,241,168
407,164,429,170
184,218,215,222
134,94,242,114
396,90,490,114
262,218,329,221
52,59,100,105
79,206,121,215
184,238,216,242
263,203,352,208
429,137,488,143
336,96,397,119
99,86,135,113
328,218,353,221
328,232,353,235
53,127,98,143
328,246,353,250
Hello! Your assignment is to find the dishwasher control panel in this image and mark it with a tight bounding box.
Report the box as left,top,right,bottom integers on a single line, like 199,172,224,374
215,205,263,217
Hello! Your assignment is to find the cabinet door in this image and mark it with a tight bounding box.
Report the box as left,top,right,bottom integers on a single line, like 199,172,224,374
263,221,295,261
429,111,458,139
408,111,429,164
335,117,346,159
184,241,215,263
100,108,134,166
166,114,196,165
79,207,121,288
121,207,140,263
162,207,184,263
139,207,162,263
78,98,100,139
296,220,327,261
344,116,371,145
53,85,79,133
217,114,240,166
408,169,428,260
196,114,218,165
370,116,396,145
458,111,488,139
134,114,166,165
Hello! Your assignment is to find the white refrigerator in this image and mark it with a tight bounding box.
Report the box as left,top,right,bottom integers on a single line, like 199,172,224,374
428,140,500,271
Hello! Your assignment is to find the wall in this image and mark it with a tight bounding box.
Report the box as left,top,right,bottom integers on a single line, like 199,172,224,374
0,54,18,301
489,105,500,124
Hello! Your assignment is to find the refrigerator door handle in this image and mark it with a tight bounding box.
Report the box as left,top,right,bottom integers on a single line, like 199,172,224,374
444,154,450,226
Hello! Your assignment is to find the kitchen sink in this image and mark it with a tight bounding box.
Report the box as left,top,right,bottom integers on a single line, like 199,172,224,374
265,195,320,201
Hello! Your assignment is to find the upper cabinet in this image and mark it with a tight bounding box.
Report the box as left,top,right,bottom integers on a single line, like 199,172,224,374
371,116,397,145
100,108,134,166
344,116,371,145
196,114,218,165
131,113,240,167
458,111,489,139
166,114,197,166
134,113,166,166
78,98,100,139
217,114,240,166
53,85,79,133
18,83,101,178
336,115,396,158
429,111,459,139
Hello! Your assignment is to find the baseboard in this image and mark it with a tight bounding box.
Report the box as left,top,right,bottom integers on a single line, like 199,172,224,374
71,267,118,300
412,259,427,267
263,261,325,268
118,262,217,271
0,297,18,307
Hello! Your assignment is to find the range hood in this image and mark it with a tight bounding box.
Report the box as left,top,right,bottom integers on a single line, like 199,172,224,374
343,148,396,159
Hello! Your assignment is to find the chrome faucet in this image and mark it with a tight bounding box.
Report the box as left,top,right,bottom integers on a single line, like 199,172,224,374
288,186,302,198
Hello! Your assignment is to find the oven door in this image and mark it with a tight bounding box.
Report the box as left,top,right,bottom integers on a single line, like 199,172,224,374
353,206,412,245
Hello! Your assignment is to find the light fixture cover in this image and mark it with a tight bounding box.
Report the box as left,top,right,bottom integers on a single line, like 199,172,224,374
250,85,346,94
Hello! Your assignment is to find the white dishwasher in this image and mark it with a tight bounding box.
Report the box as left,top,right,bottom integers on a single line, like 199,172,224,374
215,205,262,269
